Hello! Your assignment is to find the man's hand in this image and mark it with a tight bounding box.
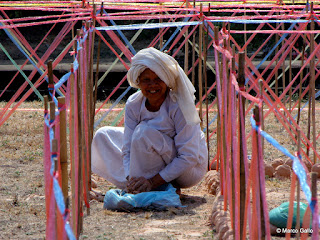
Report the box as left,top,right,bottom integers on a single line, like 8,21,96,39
126,176,153,194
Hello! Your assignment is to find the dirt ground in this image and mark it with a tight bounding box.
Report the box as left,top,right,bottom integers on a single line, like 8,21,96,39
0,101,319,240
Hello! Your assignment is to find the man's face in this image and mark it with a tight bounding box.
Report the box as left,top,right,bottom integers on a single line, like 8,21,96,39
138,68,168,105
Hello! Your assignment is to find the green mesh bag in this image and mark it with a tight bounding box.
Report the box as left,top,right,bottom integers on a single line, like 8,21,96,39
269,201,309,228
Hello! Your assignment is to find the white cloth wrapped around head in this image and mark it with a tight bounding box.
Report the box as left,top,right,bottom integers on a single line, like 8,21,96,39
127,47,200,125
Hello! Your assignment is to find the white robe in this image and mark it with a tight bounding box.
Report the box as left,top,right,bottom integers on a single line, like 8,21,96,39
91,91,208,189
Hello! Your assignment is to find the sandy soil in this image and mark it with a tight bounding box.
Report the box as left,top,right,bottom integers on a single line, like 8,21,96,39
0,102,216,239
0,101,319,239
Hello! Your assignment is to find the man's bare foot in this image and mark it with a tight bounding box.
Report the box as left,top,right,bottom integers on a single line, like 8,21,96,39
170,180,181,196
89,189,104,202
176,187,181,196
91,177,98,188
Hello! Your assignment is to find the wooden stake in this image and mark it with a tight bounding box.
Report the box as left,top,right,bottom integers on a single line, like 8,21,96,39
86,21,92,144
307,97,311,158
296,29,306,135
83,21,91,215
72,1,76,61
159,1,163,49
281,20,286,117
231,46,236,235
222,38,228,211
296,129,301,240
58,97,68,200
44,95,49,115
259,79,264,154
88,20,94,192
310,3,316,164
47,60,54,102
69,64,77,235
50,102,60,240
50,101,55,133
51,138,58,240
254,105,266,239
94,3,104,116
311,171,318,232
289,38,293,113
275,19,279,99
238,52,246,240
244,6,247,57
198,4,203,128
88,5,97,191
184,0,189,75
191,0,196,86
84,25,91,215
214,26,222,183
204,4,210,170
76,29,83,236
213,27,219,135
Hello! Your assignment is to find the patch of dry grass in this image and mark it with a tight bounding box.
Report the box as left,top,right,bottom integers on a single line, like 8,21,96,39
0,101,45,239
0,100,319,239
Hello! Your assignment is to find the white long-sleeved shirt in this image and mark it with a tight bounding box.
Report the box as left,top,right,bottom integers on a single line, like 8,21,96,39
122,91,207,183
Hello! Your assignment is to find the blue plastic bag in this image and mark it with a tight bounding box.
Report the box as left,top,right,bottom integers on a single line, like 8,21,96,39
269,201,311,228
103,183,183,211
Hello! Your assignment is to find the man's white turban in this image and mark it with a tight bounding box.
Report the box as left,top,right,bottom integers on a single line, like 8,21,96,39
127,47,200,125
